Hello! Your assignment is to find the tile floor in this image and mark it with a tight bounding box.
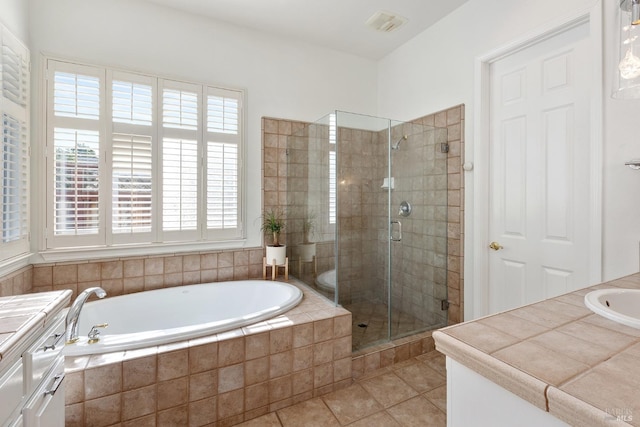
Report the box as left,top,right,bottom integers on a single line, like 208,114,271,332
294,271,446,351
346,300,444,351
235,351,447,427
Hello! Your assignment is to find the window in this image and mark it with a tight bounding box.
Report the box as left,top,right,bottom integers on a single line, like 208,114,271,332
329,113,336,225
45,59,244,250
0,25,30,262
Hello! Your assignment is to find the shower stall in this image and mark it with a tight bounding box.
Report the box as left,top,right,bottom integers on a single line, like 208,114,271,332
286,111,449,351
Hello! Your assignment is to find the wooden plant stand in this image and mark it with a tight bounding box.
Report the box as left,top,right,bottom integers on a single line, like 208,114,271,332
263,256,289,281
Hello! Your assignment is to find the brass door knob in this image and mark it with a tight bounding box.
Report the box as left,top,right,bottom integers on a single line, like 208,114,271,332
489,241,504,251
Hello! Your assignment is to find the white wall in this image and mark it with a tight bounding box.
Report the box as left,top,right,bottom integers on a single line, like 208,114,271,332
27,0,377,249
0,0,29,42
378,0,640,319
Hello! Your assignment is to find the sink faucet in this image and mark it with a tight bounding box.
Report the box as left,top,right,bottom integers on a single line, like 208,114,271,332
65,287,107,344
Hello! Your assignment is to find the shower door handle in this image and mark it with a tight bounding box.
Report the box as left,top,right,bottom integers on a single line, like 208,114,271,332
390,220,402,241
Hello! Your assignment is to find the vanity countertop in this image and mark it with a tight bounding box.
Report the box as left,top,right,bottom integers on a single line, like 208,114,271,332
0,290,71,367
434,273,640,427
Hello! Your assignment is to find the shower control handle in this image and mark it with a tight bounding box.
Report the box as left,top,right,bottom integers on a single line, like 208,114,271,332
391,220,402,242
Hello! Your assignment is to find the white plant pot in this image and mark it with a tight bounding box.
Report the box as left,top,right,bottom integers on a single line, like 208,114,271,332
266,245,287,266
297,243,316,262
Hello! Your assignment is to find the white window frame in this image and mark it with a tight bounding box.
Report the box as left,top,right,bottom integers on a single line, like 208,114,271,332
42,57,245,258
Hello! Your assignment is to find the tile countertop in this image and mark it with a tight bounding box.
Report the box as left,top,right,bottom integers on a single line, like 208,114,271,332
433,273,640,427
0,290,72,368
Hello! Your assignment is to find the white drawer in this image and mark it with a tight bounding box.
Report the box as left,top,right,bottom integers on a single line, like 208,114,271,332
22,356,65,427
22,313,65,396
0,358,24,425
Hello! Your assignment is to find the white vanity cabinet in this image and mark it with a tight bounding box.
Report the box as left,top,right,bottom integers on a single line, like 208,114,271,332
21,356,66,427
0,291,71,427
446,358,569,427
0,359,24,424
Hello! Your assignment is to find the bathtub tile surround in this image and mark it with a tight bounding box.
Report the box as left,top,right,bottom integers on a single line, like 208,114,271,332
64,280,353,426
28,248,264,301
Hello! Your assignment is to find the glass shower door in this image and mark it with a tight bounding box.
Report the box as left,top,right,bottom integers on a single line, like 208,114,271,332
334,111,392,350
287,111,448,352
388,121,449,341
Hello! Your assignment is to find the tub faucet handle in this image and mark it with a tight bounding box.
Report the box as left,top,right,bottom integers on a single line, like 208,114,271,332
88,323,108,344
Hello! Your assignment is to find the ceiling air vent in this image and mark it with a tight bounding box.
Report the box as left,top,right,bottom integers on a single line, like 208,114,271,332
366,10,408,33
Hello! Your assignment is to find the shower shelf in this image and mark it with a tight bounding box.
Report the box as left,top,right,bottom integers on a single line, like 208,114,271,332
381,177,395,190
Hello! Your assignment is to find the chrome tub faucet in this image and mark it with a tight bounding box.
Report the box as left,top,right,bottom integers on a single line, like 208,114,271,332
65,287,106,344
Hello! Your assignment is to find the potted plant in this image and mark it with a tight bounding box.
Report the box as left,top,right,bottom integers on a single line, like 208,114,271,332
261,209,287,265
302,212,316,244
298,213,316,262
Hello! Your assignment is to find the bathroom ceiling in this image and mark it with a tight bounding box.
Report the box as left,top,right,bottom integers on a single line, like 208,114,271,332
140,0,469,59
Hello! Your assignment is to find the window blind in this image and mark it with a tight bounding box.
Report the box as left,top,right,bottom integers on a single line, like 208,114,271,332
162,137,198,231
46,59,244,250
329,150,336,225
329,113,337,224
207,94,239,134
54,72,100,120
0,25,30,261
163,88,198,130
207,142,238,229
112,133,152,234
205,88,241,232
53,128,100,235
113,80,153,126
1,43,27,107
111,76,154,238
2,113,27,243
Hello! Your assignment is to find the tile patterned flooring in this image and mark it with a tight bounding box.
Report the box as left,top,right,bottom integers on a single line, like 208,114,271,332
346,300,438,351
236,351,447,427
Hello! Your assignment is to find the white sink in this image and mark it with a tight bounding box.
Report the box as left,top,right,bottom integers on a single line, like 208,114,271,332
584,288,640,329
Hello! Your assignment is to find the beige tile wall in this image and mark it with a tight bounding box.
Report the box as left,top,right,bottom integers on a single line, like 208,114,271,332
409,105,465,324
264,104,465,325
0,265,32,296
334,127,380,305
285,121,336,283
28,249,264,301
382,122,449,327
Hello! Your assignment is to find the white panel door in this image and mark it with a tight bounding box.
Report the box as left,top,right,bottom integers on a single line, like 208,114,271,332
488,22,591,313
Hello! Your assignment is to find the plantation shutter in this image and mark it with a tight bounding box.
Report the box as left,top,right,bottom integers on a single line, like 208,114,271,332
110,72,155,243
0,25,30,260
47,61,104,248
2,114,27,243
44,59,245,252
160,80,201,241
205,87,242,238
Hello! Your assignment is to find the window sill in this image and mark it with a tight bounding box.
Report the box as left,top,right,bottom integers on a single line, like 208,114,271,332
34,239,250,264
0,253,32,278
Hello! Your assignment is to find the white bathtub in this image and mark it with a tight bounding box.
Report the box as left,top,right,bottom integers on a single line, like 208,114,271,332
64,280,303,356
315,269,336,292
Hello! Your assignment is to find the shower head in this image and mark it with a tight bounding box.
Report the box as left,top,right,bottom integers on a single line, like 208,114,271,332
392,135,408,150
